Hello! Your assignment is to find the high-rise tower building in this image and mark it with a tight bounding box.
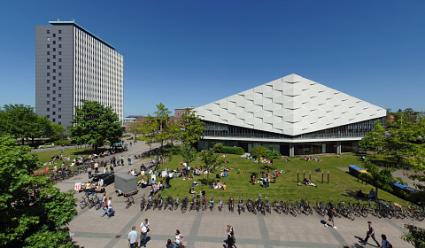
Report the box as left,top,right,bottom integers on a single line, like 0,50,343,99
35,20,123,127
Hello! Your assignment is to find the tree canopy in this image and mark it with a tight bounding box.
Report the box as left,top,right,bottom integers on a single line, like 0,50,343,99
0,104,63,145
70,101,123,150
0,136,76,247
177,110,204,146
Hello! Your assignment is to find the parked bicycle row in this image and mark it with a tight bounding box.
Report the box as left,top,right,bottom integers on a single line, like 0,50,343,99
138,195,425,221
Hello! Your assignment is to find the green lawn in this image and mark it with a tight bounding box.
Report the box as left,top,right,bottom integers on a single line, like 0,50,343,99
156,153,409,205
32,147,92,164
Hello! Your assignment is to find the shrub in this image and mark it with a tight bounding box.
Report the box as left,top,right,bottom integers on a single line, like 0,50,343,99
251,146,268,159
212,143,244,155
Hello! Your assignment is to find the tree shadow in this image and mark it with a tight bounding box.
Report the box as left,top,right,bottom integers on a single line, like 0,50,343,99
341,190,371,201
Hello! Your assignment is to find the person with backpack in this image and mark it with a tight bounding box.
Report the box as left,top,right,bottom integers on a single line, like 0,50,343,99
223,225,236,248
381,234,393,248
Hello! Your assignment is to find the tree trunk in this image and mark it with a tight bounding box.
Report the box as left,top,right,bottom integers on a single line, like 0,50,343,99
375,185,379,200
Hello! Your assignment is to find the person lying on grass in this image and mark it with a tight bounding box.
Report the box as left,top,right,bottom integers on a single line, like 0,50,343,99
302,177,317,187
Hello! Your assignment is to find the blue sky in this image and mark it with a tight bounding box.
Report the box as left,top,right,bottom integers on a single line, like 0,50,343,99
0,0,424,116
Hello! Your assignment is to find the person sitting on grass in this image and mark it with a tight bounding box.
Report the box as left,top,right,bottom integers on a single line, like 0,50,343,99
303,178,317,187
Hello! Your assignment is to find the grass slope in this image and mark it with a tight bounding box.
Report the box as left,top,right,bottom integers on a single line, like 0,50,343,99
157,153,409,205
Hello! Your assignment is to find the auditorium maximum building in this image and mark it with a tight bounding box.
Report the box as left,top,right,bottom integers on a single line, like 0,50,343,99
193,74,386,157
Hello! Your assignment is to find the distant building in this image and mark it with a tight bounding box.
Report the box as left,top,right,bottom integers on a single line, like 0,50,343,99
35,20,124,127
194,74,386,156
174,107,194,119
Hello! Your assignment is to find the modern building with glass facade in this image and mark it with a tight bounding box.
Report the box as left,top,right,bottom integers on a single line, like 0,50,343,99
35,21,123,127
194,74,386,156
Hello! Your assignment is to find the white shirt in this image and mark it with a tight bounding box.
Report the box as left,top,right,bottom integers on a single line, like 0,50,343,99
140,221,150,232
128,230,137,244
107,200,112,209
175,234,183,244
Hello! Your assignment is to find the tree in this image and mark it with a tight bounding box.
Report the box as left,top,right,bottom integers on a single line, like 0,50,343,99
180,144,197,166
70,101,123,150
138,115,158,149
177,110,204,145
127,120,143,140
154,103,171,151
0,136,76,247
200,149,223,185
0,104,38,144
359,122,386,152
403,224,425,248
0,105,65,146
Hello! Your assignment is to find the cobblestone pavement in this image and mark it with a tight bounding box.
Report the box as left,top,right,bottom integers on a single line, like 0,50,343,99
58,142,424,248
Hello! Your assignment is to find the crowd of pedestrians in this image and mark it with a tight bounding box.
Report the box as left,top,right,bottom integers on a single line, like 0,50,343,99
126,224,238,248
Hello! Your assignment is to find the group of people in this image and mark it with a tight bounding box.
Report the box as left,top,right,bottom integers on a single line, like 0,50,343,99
127,220,185,248
128,223,237,248
101,194,114,217
325,210,392,248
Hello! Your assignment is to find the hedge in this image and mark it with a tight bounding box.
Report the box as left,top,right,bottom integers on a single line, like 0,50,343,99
213,143,245,155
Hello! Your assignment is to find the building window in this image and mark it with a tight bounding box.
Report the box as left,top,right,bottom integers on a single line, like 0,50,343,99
58,30,61,34
47,72,50,76
53,48,56,52
53,33,56,37
58,80,62,83
52,104,56,108
47,58,50,62
58,101,61,104
58,51,62,55
58,115,61,119
47,44,50,48
52,118,55,122
58,58,62,62
53,55,56,59
52,97,56,101
47,65,50,69
47,101,50,104
53,40,56,44
58,37,62,41
47,51,50,55
47,86,50,90
53,62,56,66
53,69,56,73
58,73,61,76
46,108,50,111
58,94,61,97
58,65,61,69
52,111,56,115
58,108,61,112
53,76,56,80
47,80,50,83
53,90,56,94
58,44,62,48
58,86,61,90
47,94,50,97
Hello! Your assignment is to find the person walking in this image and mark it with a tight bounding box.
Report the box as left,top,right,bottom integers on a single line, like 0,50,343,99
175,229,184,248
102,193,107,210
361,221,380,247
128,226,138,248
223,225,236,248
381,234,393,248
166,239,174,248
326,206,336,228
140,218,150,247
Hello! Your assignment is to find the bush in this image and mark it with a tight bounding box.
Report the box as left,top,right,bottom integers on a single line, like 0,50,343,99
251,146,268,159
54,139,72,146
212,143,244,155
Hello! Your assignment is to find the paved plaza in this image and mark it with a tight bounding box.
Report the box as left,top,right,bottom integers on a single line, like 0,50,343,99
57,142,424,248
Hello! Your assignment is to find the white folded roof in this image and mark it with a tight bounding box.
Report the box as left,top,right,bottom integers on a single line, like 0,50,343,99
194,73,386,136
